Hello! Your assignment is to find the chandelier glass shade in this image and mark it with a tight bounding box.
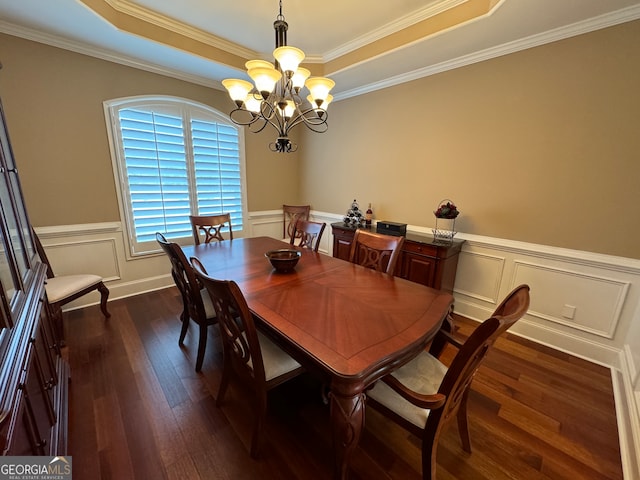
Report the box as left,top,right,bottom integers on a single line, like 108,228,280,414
221,1,335,153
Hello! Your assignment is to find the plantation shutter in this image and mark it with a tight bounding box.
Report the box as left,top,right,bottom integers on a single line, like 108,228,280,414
119,108,192,243
108,97,245,256
191,119,243,228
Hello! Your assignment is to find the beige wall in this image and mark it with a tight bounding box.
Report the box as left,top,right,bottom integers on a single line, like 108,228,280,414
301,20,640,259
1,20,638,259
0,34,300,227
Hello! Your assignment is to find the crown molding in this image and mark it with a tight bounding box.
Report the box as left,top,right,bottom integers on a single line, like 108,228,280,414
324,0,470,61
0,20,222,90
2,3,639,101
334,4,640,101
102,0,255,59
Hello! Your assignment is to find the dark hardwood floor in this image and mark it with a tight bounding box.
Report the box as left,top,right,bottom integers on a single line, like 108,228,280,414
64,287,623,479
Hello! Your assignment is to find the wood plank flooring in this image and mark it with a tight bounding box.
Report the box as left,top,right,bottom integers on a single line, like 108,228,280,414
63,287,623,479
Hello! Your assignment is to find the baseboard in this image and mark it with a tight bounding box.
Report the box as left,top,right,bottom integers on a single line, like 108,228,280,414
612,355,640,480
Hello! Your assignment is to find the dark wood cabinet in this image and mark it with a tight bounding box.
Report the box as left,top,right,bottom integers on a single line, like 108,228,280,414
331,223,464,293
0,91,68,456
332,225,354,261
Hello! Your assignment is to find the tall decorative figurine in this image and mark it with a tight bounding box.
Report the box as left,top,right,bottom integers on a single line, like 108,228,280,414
344,199,365,228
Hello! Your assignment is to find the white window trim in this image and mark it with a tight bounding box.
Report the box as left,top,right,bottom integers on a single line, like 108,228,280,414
103,95,248,260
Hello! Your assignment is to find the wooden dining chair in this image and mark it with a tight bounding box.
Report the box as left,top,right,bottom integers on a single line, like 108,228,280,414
156,233,217,372
283,204,310,242
33,228,110,343
366,284,531,480
190,213,233,245
190,256,304,458
290,219,326,252
348,229,405,274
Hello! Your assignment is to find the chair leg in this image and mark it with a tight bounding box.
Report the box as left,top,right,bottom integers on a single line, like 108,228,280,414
178,310,189,346
50,304,65,347
422,426,439,480
97,282,111,318
457,388,472,453
250,390,268,459
428,307,455,358
216,355,231,407
194,323,208,372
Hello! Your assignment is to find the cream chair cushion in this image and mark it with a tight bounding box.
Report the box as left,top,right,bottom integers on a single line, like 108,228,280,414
199,288,216,319
45,274,103,303
244,330,301,381
367,350,448,428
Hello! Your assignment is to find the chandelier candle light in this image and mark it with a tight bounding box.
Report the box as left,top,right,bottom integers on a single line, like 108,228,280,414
221,0,335,153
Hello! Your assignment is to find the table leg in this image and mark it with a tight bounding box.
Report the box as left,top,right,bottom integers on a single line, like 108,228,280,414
329,388,365,480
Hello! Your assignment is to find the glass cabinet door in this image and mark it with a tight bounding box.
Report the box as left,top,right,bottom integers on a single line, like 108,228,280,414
0,98,27,328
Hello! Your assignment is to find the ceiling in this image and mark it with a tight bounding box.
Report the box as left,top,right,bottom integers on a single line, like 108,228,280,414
0,0,639,101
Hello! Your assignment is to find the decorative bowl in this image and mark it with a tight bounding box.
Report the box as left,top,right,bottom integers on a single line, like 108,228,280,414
265,249,301,273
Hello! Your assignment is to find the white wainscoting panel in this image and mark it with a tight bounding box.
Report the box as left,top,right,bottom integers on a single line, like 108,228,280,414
247,209,283,239
512,260,629,338
46,238,120,281
454,249,505,304
447,232,640,367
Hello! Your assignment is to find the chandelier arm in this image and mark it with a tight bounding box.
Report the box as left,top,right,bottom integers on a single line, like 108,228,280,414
285,112,312,131
228,108,277,135
288,108,329,131
247,117,271,134
258,104,290,136
228,108,265,127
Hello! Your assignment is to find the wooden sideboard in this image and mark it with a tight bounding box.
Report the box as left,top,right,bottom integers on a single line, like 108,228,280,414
0,92,68,456
331,222,465,293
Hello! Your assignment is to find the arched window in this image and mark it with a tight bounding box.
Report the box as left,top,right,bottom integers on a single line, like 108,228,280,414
104,96,246,257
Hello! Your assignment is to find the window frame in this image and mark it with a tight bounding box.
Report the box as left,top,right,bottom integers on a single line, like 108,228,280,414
104,95,247,259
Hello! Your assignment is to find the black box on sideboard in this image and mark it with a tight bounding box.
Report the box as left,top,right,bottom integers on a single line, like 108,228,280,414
376,221,407,237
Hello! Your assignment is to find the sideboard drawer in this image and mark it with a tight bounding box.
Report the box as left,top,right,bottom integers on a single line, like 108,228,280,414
402,240,437,257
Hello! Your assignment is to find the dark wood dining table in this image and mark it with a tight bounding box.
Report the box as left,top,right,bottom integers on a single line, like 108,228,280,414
182,236,453,479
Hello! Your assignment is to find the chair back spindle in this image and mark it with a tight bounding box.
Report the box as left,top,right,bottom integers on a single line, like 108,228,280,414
290,219,326,252
348,229,404,274
283,204,310,241
190,213,233,245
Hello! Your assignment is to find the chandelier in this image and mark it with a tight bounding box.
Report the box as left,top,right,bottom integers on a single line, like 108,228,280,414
221,0,335,153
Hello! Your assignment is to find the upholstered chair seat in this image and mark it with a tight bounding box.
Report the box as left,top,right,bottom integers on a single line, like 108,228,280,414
44,274,104,304
367,350,448,428
253,330,302,381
